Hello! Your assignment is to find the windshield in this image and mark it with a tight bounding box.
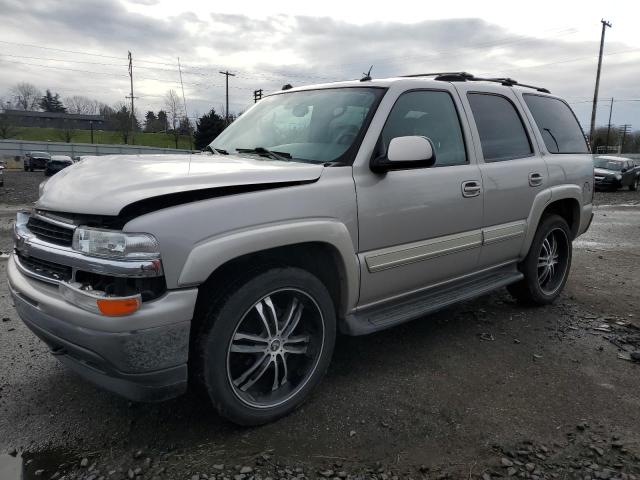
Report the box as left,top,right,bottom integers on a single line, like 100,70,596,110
210,87,384,163
594,158,623,171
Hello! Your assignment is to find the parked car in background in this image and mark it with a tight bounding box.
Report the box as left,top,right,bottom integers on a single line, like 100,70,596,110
24,151,51,171
0,164,4,187
44,155,74,177
593,156,639,191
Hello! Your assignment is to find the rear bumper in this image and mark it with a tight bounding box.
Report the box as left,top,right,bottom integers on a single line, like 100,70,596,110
7,254,198,402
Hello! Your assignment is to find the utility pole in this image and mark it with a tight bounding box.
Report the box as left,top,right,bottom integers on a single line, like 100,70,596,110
605,97,614,152
177,57,192,150
219,70,236,125
253,89,263,103
619,124,631,153
126,51,138,145
589,19,612,148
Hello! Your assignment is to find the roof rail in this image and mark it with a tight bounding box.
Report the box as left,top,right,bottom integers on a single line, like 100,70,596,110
400,72,550,94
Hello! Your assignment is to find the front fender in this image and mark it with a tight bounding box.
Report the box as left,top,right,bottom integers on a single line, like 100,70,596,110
177,219,360,313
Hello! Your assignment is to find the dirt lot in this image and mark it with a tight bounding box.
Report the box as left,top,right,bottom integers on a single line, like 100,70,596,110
1,171,639,480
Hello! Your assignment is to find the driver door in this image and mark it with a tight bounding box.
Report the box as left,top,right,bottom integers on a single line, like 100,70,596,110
353,87,484,307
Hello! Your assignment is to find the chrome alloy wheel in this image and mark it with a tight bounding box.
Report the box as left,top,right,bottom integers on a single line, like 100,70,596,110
537,227,569,295
226,288,325,409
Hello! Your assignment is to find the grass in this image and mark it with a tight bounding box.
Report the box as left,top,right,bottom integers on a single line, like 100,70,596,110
8,127,193,150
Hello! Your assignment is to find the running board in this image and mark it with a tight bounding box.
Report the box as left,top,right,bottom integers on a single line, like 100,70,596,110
342,266,523,336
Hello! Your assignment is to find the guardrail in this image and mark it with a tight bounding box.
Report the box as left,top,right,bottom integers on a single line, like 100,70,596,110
0,139,193,169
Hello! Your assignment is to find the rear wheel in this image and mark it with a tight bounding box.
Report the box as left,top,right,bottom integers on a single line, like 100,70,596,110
197,267,336,425
508,215,572,305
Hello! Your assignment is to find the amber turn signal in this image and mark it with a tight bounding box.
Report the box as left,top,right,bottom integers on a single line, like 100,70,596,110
96,297,141,316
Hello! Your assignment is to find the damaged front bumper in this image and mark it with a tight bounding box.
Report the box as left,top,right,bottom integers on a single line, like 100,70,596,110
8,254,198,402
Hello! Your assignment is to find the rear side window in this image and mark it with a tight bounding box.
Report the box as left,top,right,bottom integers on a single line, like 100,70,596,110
381,90,467,166
523,94,589,154
467,93,533,162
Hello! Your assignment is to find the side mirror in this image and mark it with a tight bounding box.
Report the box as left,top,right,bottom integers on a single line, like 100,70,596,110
621,168,627,173
371,136,436,173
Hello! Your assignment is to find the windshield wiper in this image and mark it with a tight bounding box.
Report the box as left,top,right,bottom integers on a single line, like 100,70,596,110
236,147,292,161
207,146,229,155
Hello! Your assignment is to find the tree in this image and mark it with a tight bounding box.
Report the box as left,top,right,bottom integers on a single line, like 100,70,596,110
194,108,226,150
56,120,76,143
106,103,134,144
11,82,41,111
65,95,100,115
144,111,157,132
39,90,66,113
164,90,183,148
156,110,168,132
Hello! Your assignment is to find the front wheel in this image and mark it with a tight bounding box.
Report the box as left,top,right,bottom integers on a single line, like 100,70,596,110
630,177,639,191
197,267,336,425
508,214,572,305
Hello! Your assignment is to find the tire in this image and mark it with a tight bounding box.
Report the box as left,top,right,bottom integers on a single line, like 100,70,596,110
197,267,336,425
508,214,572,305
630,177,639,191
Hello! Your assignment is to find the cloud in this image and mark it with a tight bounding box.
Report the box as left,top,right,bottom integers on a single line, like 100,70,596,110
0,5,637,127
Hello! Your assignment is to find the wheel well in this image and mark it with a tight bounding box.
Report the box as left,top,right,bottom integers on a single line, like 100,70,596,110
190,242,347,343
541,198,580,238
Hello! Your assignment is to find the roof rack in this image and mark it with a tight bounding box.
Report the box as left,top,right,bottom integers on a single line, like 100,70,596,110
400,72,550,94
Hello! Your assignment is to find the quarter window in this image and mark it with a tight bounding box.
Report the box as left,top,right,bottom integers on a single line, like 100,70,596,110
467,93,533,162
523,94,589,154
381,90,467,167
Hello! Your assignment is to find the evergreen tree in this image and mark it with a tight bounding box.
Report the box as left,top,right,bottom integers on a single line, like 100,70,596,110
194,109,226,150
39,90,67,113
144,111,157,132
156,110,169,132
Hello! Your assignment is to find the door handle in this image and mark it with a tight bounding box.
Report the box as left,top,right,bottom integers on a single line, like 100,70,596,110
529,172,543,187
461,180,481,198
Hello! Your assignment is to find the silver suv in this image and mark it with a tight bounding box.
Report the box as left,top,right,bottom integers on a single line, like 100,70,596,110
8,72,594,425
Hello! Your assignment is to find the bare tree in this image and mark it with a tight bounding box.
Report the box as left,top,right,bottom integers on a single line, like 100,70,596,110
11,82,42,111
56,120,76,143
65,95,101,115
164,89,183,148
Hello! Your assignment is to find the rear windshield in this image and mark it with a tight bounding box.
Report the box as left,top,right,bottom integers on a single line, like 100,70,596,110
523,94,589,154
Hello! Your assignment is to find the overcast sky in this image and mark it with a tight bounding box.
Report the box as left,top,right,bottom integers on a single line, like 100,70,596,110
0,0,639,129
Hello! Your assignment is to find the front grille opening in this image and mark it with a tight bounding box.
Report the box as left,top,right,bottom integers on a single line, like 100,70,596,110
26,216,74,246
17,252,72,282
74,270,166,302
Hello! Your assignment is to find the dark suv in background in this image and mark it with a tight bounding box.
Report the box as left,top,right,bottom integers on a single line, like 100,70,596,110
593,156,639,191
24,151,51,171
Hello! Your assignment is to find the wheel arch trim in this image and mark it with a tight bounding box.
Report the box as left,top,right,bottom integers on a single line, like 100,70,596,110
520,185,583,257
178,219,360,314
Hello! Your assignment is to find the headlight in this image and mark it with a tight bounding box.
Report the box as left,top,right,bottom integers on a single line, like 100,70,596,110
72,227,160,260
616,174,622,181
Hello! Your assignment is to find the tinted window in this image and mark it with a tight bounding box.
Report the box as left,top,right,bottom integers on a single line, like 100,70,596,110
523,94,589,154
381,90,467,166
467,93,532,162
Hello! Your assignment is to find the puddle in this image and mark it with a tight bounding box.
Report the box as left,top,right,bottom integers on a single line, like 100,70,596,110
0,453,22,480
20,449,77,480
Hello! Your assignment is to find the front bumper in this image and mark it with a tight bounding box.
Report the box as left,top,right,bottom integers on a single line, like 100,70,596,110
8,255,198,402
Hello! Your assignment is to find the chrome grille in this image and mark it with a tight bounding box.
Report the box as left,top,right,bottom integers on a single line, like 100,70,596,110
16,252,72,282
26,216,74,246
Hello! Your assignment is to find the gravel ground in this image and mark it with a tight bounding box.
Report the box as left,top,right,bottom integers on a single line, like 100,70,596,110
0,170,639,480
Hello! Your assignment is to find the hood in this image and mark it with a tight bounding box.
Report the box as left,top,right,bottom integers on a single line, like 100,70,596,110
37,153,324,216
594,167,618,176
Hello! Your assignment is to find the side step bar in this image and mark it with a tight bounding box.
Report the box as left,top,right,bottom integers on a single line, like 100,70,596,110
342,266,523,336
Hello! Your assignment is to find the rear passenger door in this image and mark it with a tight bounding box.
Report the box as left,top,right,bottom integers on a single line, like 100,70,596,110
455,85,549,268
